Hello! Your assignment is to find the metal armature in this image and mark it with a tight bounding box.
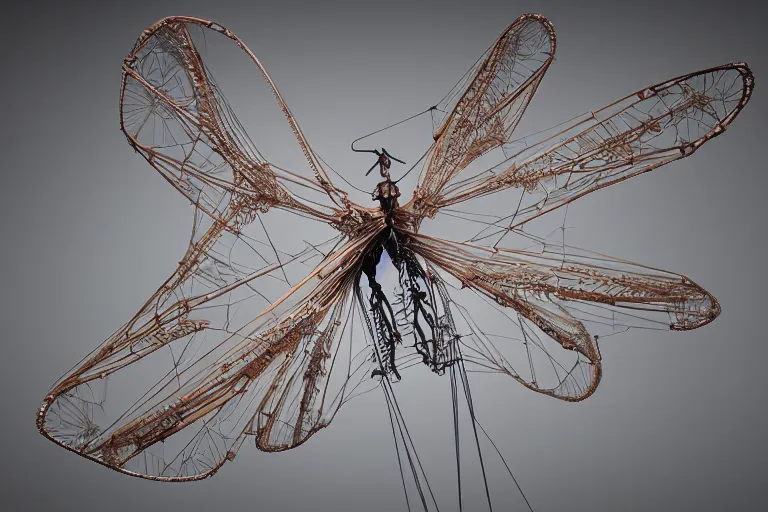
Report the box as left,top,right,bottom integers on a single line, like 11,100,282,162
39,13,752,505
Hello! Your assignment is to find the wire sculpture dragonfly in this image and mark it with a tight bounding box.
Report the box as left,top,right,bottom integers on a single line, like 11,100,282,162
37,12,753,510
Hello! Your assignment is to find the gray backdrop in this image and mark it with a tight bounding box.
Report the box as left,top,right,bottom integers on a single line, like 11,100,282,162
1,0,766,510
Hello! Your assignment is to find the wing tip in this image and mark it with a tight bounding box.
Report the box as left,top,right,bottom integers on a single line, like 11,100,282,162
707,62,754,133
124,16,217,64
669,278,722,331
37,386,225,482
730,61,755,118
700,62,754,131
509,13,557,52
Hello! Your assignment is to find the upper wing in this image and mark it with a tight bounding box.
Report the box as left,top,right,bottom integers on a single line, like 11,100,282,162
120,16,349,230
426,63,754,239
408,231,719,401
408,13,556,217
38,221,383,480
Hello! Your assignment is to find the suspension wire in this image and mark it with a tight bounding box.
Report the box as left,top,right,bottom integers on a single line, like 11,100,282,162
394,144,433,184
355,286,425,511
457,358,494,511
473,420,535,512
385,383,414,512
348,105,440,185
350,106,438,152
315,151,370,194
382,379,431,511
382,377,442,511
369,39,496,187
449,364,464,511
456,355,535,512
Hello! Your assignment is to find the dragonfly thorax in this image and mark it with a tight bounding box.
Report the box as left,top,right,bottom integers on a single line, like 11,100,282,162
372,179,401,215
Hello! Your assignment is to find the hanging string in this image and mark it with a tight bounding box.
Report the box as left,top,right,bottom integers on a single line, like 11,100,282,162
349,33,494,155
350,105,439,153
315,151,370,194
346,104,444,186
394,144,432,184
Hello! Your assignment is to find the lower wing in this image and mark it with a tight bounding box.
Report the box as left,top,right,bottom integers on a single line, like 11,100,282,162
408,231,719,401
38,227,381,480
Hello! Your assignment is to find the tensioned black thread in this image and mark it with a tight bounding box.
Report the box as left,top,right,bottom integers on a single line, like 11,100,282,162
473,415,535,512
394,145,432,185
349,106,439,185
457,358,494,511
449,364,463,511
315,151,370,194
385,383,414,512
350,106,438,153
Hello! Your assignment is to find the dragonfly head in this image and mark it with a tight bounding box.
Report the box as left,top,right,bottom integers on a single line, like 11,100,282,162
362,148,405,179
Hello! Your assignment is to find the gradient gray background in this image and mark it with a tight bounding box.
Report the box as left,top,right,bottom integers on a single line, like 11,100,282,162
2,0,766,510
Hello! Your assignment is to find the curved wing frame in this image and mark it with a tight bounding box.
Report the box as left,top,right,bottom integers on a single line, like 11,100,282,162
37,225,383,481
407,13,557,219
408,231,721,401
